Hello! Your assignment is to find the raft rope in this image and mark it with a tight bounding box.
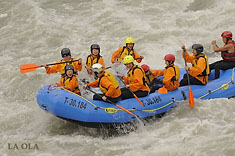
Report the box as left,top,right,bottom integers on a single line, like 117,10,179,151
57,87,175,114
142,101,174,112
54,67,234,114
176,67,235,102
197,67,234,99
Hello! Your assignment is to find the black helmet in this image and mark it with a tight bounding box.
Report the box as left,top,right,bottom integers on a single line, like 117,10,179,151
65,65,74,72
61,48,71,58
90,44,100,53
192,44,203,54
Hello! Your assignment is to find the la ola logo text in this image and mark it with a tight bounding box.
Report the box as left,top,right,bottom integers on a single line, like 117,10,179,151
8,143,39,150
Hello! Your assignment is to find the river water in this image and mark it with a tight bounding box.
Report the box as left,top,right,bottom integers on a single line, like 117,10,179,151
1,0,235,155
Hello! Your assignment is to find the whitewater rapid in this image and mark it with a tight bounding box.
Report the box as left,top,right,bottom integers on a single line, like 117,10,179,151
0,0,235,155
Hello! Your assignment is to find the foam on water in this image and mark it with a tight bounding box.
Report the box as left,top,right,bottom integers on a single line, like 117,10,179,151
1,0,235,155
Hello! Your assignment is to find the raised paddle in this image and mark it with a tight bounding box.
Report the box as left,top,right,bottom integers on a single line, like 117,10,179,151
112,57,144,64
117,76,145,107
134,57,144,60
183,50,195,108
20,60,80,74
85,88,137,118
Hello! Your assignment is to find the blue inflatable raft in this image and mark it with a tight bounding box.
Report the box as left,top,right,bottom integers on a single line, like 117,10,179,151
36,68,235,125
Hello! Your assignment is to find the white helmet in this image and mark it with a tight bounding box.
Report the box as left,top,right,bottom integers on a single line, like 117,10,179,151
91,63,104,73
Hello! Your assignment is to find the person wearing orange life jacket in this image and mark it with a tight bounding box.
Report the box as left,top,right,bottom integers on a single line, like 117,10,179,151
85,44,106,75
43,48,82,77
141,64,164,93
57,65,81,95
180,44,210,86
210,31,235,79
117,56,150,100
160,54,180,91
111,37,144,64
83,63,121,103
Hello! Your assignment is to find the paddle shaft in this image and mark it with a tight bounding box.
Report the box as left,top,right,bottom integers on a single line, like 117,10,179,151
183,50,195,108
20,60,81,74
46,60,80,66
24,62,60,69
86,88,136,117
134,57,143,60
29,60,80,69
117,75,145,107
107,57,143,69
183,50,191,86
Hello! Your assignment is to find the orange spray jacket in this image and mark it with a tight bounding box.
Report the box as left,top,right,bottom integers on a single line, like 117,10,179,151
146,69,164,86
87,73,121,98
182,50,209,84
123,65,150,92
163,65,180,91
57,75,80,94
46,58,82,76
111,46,142,63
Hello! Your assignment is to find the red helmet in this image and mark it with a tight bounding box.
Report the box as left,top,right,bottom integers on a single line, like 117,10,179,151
141,64,150,72
221,31,232,38
164,54,175,62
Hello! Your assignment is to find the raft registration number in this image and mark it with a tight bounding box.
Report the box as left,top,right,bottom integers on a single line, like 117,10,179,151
64,97,87,109
141,96,162,106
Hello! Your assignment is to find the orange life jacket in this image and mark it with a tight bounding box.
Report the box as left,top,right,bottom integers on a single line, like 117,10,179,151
60,75,80,94
97,72,121,98
86,54,101,67
126,65,150,92
163,65,180,91
117,46,136,61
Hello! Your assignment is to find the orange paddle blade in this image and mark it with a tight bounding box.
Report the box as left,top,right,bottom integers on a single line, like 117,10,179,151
188,86,194,108
20,64,41,74
158,86,168,94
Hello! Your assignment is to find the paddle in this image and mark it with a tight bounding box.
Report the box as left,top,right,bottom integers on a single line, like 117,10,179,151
20,60,80,74
85,88,137,117
107,57,144,69
183,50,195,108
134,57,144,60
117,76,145,107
